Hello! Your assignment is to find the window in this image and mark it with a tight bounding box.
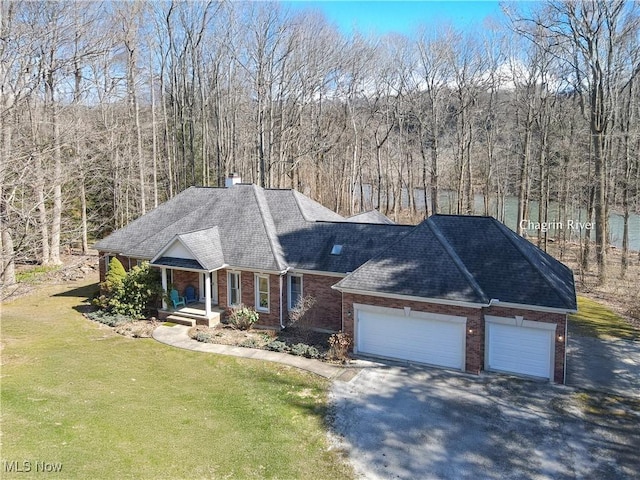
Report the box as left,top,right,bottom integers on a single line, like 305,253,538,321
228,272,241,306
331,244,343,255
104,255,111,272
255,274,270,312
166,268,174,287
288,275,303,310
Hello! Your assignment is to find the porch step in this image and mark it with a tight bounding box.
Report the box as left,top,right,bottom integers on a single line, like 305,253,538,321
166,315,196,327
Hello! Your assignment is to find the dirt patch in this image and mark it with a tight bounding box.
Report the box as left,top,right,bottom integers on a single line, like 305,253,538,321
3,252,100,302
114,319,160,338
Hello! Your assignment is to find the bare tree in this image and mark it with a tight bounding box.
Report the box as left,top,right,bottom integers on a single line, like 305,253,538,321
512,0,640,282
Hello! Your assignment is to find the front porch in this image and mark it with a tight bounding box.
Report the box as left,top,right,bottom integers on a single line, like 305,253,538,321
159,303,226,328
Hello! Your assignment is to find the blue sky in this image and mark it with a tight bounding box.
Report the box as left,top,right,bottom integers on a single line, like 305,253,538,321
283,1,508,36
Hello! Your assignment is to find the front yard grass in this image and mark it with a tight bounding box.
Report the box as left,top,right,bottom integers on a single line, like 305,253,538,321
569,296,640,341
1,278,352,479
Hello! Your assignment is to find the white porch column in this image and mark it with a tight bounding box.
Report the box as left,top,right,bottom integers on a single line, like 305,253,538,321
161,268,168,310
205,272,212,317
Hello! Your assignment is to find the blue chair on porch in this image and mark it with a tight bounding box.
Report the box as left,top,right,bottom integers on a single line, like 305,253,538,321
169,289,186,309
184,285,197,304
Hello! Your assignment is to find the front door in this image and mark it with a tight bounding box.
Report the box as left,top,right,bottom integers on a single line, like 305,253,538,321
200,272,219,305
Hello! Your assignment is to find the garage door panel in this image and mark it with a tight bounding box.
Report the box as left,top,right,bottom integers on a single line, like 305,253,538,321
486,322,553,380
357,310,465,370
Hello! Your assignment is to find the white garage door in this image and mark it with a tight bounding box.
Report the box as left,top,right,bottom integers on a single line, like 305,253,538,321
355,306,466,370
485,317,556,380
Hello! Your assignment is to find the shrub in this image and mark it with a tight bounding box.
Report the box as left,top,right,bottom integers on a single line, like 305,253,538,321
290,343,320,359
194,331,213,343
288,295,317,327
290,343,308,356
86,310,133,327
95,262,162,319
104,257,126,293
227,305,259,330
305,345,320,359
239,338,259,348
327,331,352,363
267,340,289,353
287,295,317,343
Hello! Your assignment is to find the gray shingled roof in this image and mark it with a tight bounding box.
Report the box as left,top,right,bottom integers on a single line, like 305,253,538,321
95,185,287,271
262,190,413,273
95,187,576,311
334,215,577,311
333,220,489,303
275,221,414,273
347,210,395,224
430,215,577,310
151,226,225,271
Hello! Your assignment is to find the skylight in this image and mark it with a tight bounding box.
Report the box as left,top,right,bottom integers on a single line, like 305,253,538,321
331,244,343,255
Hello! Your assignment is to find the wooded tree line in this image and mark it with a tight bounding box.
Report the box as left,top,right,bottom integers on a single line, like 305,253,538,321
1,0,639,287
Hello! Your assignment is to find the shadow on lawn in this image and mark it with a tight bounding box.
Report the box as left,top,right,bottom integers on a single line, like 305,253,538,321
52,282,99,299
52,282,99,315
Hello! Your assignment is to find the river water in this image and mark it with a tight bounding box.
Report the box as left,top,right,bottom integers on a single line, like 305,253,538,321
364,186,640,251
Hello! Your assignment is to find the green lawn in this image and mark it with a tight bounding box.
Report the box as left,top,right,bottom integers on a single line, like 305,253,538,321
569,296,640,341
1,278,352,479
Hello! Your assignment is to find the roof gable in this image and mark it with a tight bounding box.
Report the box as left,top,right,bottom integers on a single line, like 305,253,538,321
151,226,225,272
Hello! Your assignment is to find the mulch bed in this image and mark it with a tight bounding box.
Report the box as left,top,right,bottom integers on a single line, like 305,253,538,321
188,323,332,356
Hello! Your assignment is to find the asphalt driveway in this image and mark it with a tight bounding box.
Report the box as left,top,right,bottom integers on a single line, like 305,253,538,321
329,365,640,480
566,331,640,398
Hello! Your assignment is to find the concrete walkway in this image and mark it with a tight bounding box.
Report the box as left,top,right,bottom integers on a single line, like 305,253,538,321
153,324,352,380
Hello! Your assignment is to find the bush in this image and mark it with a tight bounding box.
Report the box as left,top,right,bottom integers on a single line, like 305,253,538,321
194,331,213,343
86,310,133,327
239,338,260,348
267,340,289,353
94,262,162,319
288,295,316,327
104,258,126,292
287,295,317,343
227,305,259,330
327,331,352,363
290,343,320,359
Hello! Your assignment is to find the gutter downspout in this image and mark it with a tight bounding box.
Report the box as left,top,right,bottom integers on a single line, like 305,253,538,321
279,274,284,329
279,267,290,329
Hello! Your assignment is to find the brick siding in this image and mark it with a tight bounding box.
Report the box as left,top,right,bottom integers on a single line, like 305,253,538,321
218,269,282,328
289,273,343,331
98,252,139,283
342,293,567,383
98,252,566,383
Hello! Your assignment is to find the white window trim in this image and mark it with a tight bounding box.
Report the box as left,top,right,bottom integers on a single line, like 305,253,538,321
255,274,270,313
228,271,241,307
288,274,303,310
